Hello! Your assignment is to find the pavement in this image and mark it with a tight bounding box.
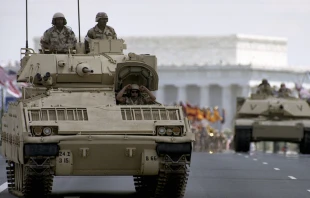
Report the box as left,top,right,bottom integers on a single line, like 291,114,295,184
0,150,310,198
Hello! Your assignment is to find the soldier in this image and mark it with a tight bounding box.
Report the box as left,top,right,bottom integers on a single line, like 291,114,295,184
197,114,208,152
84,12,117,53
256,79,273,95
116,84,156,105
40,12,77,53
295,83,310,102
278,83,291,97
218,133,227,152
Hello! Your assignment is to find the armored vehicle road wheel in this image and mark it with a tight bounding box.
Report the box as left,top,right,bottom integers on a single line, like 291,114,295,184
133,154,190,198
299,131,310,154
6,160,54,198
234,129,251,153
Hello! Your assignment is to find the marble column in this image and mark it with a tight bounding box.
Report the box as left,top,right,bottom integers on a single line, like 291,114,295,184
200,85,210,108
177,85,187,103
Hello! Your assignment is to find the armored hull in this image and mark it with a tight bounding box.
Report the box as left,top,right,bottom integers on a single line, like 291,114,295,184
233,95,310,154
1,39,194,198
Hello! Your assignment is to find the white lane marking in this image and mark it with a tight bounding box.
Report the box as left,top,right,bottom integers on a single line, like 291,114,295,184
238,153,242,155
245,156,249,158
274,168,280,171
263,162,268,165
288,176,297,180
307,190,310,192
64,197,80,198
253,158,257,161
0,182,8,193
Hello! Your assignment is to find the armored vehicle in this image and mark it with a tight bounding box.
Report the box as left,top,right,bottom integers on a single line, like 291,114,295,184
234,93,310,154
1,37,194,197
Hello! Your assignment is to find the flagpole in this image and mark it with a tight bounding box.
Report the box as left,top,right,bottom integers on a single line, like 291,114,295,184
1,86,4,121
1,87,4,116
0,87,3,146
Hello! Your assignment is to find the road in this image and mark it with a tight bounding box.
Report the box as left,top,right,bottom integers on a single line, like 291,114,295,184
0,151,310,198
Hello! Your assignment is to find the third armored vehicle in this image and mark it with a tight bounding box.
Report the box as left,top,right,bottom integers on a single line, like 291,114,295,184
1,29,194,198
233,93,310,154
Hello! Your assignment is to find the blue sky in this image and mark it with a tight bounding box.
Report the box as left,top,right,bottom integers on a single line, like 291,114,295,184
0,0,309,66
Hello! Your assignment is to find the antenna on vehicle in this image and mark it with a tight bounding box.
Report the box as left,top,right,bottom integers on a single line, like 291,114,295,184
77,0,81,43
25,0,29,50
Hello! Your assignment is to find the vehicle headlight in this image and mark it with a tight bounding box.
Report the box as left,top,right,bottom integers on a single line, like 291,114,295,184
30,126,57,136
158,127,166,135
172,126,181,136
33,127,42,136
166,128,173,136
156,126,183,136
42,127,52,136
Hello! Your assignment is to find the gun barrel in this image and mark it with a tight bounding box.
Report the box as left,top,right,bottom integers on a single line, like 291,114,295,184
82,67,94,73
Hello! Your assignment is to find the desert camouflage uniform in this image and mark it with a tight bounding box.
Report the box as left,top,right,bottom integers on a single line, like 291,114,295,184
124,97,147,105
86,25,117,40
278,88,291,97
257,84,273,95
41,26,77,52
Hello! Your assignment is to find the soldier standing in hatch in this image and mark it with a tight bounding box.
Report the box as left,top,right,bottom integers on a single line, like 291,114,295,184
116,84,156,105
278,83,291,97
40,12,77,53
84,12,117,53
256,79,273,95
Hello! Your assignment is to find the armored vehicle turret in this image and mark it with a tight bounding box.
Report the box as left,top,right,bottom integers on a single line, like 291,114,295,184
1,37,194,197
233,93,310,154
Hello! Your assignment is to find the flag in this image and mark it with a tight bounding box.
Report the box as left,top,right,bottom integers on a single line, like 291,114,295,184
0,66,22,98
5,81,22,98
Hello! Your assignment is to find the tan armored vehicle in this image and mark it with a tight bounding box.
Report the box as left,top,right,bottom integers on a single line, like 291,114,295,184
1,36,194,197
234,93,310,154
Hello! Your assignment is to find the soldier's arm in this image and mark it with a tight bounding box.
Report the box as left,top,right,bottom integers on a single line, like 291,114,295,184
86,29,95,39
84,29,94,53
40,30,50,49
142,88,156,103
66,30,77,50
116,84,131,103
110,27,117,39
113,29,117,39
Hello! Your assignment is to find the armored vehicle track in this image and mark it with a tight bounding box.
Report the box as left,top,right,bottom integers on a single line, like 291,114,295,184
134,154,190,198
6,159,54,198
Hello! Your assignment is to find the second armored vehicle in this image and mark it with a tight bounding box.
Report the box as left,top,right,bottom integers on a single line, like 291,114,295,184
234,93,310,154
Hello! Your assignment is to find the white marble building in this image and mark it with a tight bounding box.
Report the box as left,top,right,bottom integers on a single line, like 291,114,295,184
32,34,310,131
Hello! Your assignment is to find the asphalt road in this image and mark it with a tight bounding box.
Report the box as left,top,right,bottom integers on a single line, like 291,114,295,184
0,150,310,198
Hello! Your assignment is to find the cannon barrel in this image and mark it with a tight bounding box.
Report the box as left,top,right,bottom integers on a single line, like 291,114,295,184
82,67,94,73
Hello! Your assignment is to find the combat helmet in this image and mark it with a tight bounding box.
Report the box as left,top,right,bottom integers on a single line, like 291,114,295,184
96,12,108,22
131,84,140,90
52,12,67,25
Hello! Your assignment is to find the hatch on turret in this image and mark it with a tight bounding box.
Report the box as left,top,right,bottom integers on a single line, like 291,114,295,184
114,62,159,92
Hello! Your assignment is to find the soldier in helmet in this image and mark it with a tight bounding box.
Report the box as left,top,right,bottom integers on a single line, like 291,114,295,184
84,12,117,53
256,79,273,95
116,84,156,105
278,83,291,97
40,12,77,53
